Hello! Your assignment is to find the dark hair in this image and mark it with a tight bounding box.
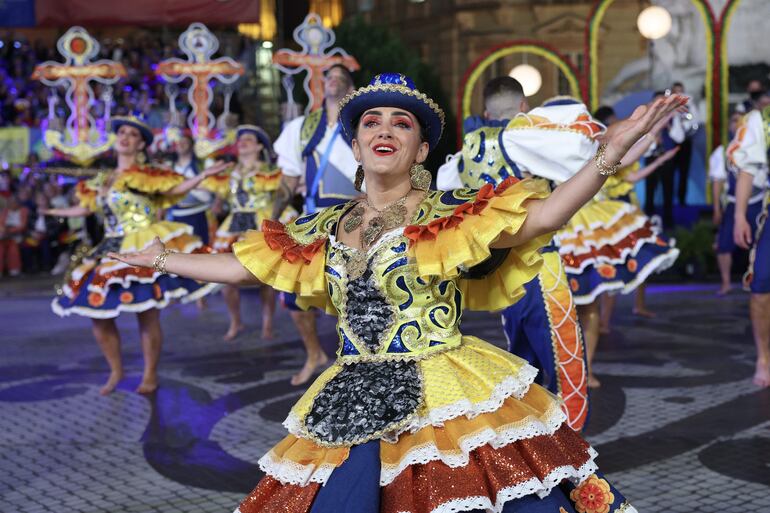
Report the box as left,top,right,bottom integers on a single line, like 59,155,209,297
653,90,667,98
593,106,615,125
482,76,524,103
750,89,769,102
324,64,355,88
672,81,684,89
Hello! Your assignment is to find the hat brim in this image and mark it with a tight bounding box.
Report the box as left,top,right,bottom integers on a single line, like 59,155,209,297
236,128,273,152
340,88,444,151
111,119,154,147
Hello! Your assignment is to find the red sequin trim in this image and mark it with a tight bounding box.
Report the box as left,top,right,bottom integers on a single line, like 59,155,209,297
404,177,520,244
262,220,327,264
561,224,655,269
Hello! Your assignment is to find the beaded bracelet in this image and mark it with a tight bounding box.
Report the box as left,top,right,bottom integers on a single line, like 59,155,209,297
152,248,174,274
595,143,621,176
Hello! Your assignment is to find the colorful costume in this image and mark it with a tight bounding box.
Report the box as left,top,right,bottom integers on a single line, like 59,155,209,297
168,157,213,244
204,162,282,252
231,182,635,513
229,72,636,513
710,144,764,256
52,166,216,318
437,113,590,430
728,107,770,292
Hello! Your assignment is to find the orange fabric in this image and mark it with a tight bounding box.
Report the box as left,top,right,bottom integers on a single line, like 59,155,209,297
267,435,350,469
404,177,519,244
382,424,592,513
261,220,327,264
237,476,318,513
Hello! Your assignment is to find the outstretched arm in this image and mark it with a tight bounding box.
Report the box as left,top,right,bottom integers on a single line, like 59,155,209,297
625,147,679,183
42,206,92,217
161,161,232,197
493,94,687,248
108,237,259,285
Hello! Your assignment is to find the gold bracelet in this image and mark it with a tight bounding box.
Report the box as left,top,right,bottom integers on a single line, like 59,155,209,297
594,143,621,176
152,249,173,274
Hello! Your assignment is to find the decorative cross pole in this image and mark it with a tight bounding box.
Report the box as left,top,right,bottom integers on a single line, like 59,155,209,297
31,26,126,165
273,13,359,115
156,23,244,157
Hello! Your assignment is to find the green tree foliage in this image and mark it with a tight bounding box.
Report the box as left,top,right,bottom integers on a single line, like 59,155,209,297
335,15,457,171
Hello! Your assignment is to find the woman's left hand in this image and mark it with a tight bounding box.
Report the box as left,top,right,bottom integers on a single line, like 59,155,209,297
107,236,166,269
604,95,688,162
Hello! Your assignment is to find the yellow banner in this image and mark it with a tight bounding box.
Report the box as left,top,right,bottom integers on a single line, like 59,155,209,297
0,127,30,165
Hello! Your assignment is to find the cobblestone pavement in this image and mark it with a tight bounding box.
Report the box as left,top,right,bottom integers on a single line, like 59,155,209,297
1,279,768,512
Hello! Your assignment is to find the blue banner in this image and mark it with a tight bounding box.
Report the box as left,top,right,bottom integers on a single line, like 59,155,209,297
0,0,35,27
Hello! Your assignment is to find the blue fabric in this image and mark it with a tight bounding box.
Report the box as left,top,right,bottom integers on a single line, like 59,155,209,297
280,292,302,312
750,207,770,294
169,211,209,245
717,201,762,254
309,440,380,513
462,116,508,135
501,275,558,393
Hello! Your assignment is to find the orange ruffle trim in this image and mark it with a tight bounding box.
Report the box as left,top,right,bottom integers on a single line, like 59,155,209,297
404,177,519,244
262,220,327,264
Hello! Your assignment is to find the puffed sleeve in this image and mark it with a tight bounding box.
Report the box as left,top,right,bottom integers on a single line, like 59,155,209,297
115,166,185,208
75,176,100,211
232,212,335,313
500,103,604,183
728,110,768,177
404,177,553,311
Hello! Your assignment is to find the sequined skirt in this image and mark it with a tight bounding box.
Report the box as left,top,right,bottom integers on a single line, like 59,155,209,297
556,199,679,305
232,336,637,513
52,221,218,319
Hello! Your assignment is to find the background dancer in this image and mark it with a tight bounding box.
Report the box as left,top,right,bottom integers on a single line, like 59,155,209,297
46,116,225,394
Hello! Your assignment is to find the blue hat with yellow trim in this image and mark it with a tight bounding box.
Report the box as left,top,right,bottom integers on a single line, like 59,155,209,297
236,124,273,152
339,73,445,151
111,114,154,147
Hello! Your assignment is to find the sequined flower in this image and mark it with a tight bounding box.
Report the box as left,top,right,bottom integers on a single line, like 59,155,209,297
596,264,616,279
626,258,638,273
87,292,105,307
153,283,163,299
119,291,134,303
570,278,580,292
570,474,615,513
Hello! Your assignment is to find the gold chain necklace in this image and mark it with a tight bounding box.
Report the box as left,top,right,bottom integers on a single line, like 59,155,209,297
343,189,412,249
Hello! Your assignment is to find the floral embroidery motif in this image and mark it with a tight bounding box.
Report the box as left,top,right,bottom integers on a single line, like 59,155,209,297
119,291,134,303
153,283,163,299
570,474,615,513
596,264,617,279
570,278,580,292
87,292,105,307
626,258,638,272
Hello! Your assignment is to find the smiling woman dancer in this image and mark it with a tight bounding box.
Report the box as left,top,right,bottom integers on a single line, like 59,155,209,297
109,74,684,513
47,116,225,395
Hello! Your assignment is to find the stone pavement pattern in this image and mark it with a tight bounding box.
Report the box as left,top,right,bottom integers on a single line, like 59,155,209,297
1,280,768,513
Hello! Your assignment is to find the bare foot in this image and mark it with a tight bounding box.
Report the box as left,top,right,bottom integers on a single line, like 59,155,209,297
588,373,601,388
753,360,770,388
136,377,159,394
99,370,123,396
261,326,274,340
632,308,656,319
716,285,732,296
290,352,330,386
223,323,245,342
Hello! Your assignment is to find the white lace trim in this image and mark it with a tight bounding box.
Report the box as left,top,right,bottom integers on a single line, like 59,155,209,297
557,213,648,257
394,447,599,513
283,363,540,444
379,402,567,486
258,449,337,486
397,364,540,436
560,232,661,274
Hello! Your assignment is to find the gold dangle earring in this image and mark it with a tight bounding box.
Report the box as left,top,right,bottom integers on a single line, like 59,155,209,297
409,163,431,191
136,151,147,165
354,165,365,191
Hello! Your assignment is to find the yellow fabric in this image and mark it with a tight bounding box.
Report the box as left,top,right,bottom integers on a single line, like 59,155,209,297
417,336,531,415
75,175,103,211
119,221,194,252
264,434,350,471
232,230,334,313
558,208,643,250
200,174,230,197
113,167,185,208
603,162,637,199
410,179,552,280
558,198,633,238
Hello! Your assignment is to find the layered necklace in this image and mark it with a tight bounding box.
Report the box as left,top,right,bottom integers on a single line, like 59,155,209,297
343,188,413,250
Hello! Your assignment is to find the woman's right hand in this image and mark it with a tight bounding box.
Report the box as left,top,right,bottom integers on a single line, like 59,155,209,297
734,216,753,249
107,237,166,269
